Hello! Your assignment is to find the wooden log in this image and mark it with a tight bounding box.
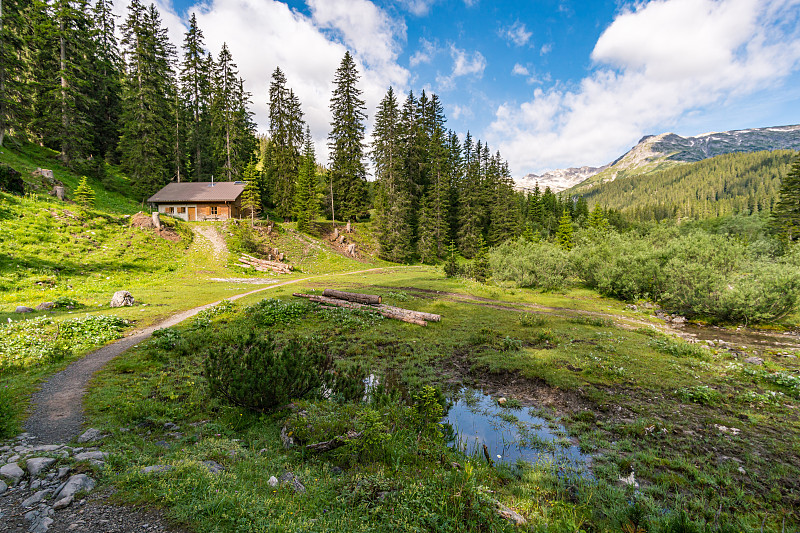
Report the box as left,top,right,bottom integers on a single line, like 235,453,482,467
377,304,441,322
294,294,426,326
305,430,363,453
322,289,381,305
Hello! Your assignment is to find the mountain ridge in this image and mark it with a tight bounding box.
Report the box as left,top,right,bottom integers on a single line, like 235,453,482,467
516,124,800,193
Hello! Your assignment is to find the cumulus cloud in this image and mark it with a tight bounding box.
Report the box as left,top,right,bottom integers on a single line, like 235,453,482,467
487,0,800,176
410,37,439,67
500,21,532,47
540,43,552,55
512,63,529,76
437,45,486,90
399,0,437,16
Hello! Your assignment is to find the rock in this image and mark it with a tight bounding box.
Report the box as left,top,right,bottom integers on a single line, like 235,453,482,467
15,305,34,313
496,397,507,406
0,462,25,484
0,479,7,494
163,422,179,431
30,445,62,453
110,290,134,308
744,356,764,365
52,474,95,501
73,451,107,462
279,471,306,494
36,302,55,311
202,461,224,474
56,467,70,479
495,502,527,526
141,465,173,474
77,428,102,443
22,489,50,507
280,426,294,449
268,476,278,487
27,457,57,478
30,515,54,533
53,494,74,510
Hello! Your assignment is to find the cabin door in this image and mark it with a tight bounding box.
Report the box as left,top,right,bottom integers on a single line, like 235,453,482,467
188,207,196,221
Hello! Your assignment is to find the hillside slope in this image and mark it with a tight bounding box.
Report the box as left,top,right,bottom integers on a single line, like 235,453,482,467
578,149,796,220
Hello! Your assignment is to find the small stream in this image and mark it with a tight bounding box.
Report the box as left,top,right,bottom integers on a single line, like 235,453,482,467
442,388,591,475
676,323,800,352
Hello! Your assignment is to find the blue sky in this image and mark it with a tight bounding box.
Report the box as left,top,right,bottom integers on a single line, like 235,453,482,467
117,0,800,178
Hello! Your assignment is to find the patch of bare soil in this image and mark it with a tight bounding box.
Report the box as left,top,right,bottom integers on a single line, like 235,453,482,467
130,212,181,242
191,225,228,256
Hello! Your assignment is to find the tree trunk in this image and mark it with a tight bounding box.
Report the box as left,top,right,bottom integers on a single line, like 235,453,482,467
305,430,362,453
59,20,68,161
322,289,381,305
293,293,428,326
377,304,441,322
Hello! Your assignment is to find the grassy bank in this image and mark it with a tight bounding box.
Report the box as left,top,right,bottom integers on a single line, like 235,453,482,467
82,269,799,532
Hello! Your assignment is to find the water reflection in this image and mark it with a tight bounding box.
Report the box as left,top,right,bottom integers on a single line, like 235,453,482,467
442,388,591,475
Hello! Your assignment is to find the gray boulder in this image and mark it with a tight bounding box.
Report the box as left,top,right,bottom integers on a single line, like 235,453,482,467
77,428,102,444
202,460,224,474
15,305,34,313
27,457,56,478
52,474,95,501
22,489,50,508
0,479,7,494
73,451,108,462
279,471,306,494
0,462,25,484
110,290,134,308
35,302,55,311
53,494,73,510
141,465,173,474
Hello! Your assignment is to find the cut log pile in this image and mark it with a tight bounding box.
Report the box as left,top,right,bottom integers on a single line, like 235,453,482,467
239,253,292,274
293,290,441,326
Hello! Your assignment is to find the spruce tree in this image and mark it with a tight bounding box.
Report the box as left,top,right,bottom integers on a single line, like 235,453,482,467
371,86,413,262
772,154,800,241
587,203,609,232
118,0,177,198
328,51,367,222
88,0,121,161
241,161,261,222
294,126,318,233
268,67,304,219
0,0,32,146
180,13,213,180
555,211,574,250
73,176,95,209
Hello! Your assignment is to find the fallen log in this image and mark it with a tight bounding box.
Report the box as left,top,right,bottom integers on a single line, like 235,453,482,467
239,254,292,273
305,430,363,452
322,289,381,305
293,294,427,326
377,304,440,322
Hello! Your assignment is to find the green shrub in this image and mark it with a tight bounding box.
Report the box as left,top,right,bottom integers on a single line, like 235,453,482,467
676,385,721,405
225,219,260,255
648,337,708,359
147,327,182,350
204,332,330,412
53,296,80,309
489,237,571,291
0,164,24,195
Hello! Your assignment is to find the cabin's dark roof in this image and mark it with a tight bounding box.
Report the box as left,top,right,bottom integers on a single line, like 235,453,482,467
147,182,245,203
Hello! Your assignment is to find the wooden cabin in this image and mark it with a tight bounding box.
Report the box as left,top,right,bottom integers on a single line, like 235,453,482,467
147,182,245,221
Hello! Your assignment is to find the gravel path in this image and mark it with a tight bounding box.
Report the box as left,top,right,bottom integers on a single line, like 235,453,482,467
191,226,228,257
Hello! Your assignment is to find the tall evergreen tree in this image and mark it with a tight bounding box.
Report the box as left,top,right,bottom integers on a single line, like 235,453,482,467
371,86,413,262
772,154,800,241
241,160,261,222
555,210,574,250
268,67,304,219
118,0,177,198
30,0,95,161
87,0,121,160
328,51,367,222
294,127,318,233
179,13,213,180
0,0,32,146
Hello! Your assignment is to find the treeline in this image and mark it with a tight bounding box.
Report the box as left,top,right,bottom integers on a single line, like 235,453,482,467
579,150,795,222
0,0,256,198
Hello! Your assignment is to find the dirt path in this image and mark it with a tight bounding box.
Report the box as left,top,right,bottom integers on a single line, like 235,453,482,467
191,225,228,258
23,266,403,444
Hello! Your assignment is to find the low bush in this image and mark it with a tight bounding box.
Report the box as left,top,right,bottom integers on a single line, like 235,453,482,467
0,383,17,438
489,238,571,291
204,332,330,412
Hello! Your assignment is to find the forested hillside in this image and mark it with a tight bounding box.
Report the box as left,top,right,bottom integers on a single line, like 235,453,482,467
577,150,796,221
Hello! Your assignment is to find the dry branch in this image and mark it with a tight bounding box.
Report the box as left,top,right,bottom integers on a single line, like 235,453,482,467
305,430,363,452
293,293,427,326
322,289,381,305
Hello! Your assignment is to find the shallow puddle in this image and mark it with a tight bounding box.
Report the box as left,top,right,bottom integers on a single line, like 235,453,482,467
442,388,591,474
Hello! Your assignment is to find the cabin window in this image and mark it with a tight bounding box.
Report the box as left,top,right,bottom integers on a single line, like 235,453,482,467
178,207,186,214
165,206,174,214
210,206,218,215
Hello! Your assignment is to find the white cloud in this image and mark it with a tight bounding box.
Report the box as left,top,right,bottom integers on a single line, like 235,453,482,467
540,43,552,55
410,37,439,67
500,21,532,47
399,0,436,16
512,63,529,76
487,0,800,176
437,45,486,90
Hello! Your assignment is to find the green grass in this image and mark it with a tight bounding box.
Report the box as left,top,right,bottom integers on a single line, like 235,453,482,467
81,270,800,532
